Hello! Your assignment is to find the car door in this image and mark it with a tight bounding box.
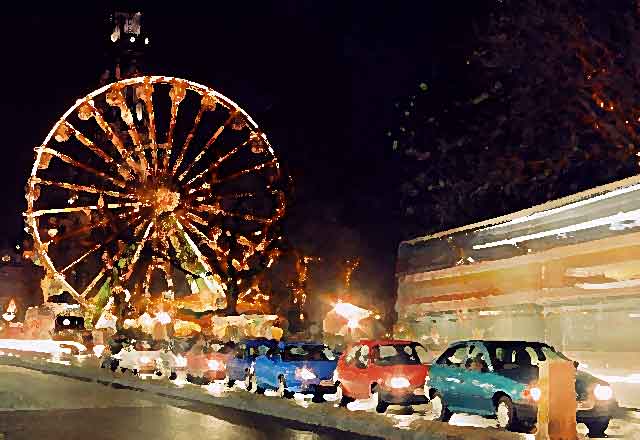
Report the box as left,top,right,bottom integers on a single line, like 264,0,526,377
226,343,247,380
337,344,361,397
430,343,469,410
457,343,495,415
352,344,373,399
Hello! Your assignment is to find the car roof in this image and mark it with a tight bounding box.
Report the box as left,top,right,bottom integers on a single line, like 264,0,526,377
357,339,415,346
446,340,552,348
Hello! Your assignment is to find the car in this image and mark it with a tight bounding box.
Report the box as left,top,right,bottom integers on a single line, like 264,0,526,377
428,340,619,435
334,339,431,413
225,338,280,389
111,340,187,379
185,341,236,385
251,342,338,400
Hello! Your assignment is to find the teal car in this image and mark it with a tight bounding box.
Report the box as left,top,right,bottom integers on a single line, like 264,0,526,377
428,340,618,436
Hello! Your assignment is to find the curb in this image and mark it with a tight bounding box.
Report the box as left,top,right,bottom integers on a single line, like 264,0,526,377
0,355,520,440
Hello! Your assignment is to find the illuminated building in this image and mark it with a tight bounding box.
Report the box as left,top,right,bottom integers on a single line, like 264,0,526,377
395,175,640,407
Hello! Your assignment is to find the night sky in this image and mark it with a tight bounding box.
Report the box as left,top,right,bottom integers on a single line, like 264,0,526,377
0,4,475,315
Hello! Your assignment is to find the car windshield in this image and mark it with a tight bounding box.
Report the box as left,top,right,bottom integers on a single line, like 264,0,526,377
374,343,430,366
281,345,336,361
485,342,570,371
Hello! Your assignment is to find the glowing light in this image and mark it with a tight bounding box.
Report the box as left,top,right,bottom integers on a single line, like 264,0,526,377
347,319,359,329
296,367,316,380
594,384,613,400
130,36,136,43
62,318,70,326
175,355,187,368
207,359,224,371
155,312,171,325
530,387,542,401
93,345,105,357
389,377,410,388
139,355,151,365
144,37,149,45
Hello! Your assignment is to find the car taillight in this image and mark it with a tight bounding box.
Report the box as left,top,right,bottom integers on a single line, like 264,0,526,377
522,386,542,401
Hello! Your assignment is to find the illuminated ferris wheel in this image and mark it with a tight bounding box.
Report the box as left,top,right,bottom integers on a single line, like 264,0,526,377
25,76,286,314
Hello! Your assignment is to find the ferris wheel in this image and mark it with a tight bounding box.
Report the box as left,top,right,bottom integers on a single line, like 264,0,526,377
25,76,286,314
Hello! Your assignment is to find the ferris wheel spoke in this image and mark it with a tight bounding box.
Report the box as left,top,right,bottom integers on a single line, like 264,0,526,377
171,106,204,177
79,268,108,300
106,85,145,152
174,217,214,274
39,147,127,189
191,204,273,224
178,216,224,257
30,177,135,200
164,82,187,172
56,122,117,165
121,220,154,283
43,208,139,245
79,241,128,299
184,139,250,188
59,213,145,274
177,110,239,182
27,202,146,218
80,101,142,178
136,80,158,172
216,160,277,185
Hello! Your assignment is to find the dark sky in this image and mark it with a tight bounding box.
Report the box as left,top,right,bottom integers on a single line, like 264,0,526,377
0,3,473,313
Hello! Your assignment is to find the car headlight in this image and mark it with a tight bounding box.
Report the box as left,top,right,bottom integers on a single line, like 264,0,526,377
296,367,316,380
175,355,187,368
389,376,411,389
207,359,224,371
522,386,542,401
594,384,613,401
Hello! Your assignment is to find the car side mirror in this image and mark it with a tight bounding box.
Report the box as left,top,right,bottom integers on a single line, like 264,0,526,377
573,360,579,369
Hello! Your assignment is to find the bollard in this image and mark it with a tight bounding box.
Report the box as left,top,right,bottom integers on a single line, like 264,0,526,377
536,359,577,440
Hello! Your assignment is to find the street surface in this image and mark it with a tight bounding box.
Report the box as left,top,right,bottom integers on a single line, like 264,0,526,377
0,365,374,440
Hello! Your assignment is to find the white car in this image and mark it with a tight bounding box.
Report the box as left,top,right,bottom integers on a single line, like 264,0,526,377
112,341,187,379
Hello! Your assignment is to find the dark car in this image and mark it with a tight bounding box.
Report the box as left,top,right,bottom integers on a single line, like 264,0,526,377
428,340,618,436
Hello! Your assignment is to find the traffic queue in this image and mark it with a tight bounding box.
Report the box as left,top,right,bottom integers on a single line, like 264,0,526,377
96,336,618,436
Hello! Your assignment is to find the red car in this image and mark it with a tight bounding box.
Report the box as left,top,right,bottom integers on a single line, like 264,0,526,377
185,341,235,385
334,339,431,413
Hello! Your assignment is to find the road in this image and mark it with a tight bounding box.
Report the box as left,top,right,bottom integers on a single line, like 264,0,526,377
0,365,375,440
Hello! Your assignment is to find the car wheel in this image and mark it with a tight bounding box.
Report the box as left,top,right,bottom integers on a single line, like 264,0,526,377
335,383,353,407
496,396,516,430
372,385,388,414
586,418,610,437
430,391,453,422
225,375,235,388
277,376,287,398
169,371,177,381
249,373,264,394
131,369,138,376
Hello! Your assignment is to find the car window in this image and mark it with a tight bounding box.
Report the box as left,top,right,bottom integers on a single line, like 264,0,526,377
235,344,246,359
282,345,335,361
356,345,369,369
374,344,425,366
414,344,433,364
437,345,468,367
344,345,360,365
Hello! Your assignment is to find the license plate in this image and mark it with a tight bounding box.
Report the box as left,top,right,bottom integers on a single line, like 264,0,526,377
320,380,334,386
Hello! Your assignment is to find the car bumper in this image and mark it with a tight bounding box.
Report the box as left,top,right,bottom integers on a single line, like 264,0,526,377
289,379,337,394
379,387,429,405
513,399,618,424
203,370,227,381
577,399,618,423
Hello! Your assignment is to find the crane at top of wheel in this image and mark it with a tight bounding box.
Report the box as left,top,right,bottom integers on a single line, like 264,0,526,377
25,76,287,324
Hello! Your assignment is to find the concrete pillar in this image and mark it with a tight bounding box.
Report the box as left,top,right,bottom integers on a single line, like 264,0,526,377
536,359,577,440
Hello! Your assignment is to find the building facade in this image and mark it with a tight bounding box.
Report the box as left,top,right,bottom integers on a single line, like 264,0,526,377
395,175,640,407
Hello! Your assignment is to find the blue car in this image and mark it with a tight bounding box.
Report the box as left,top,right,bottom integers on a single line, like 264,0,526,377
428,340,618,436
225,338,279,389
251,342,338,400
